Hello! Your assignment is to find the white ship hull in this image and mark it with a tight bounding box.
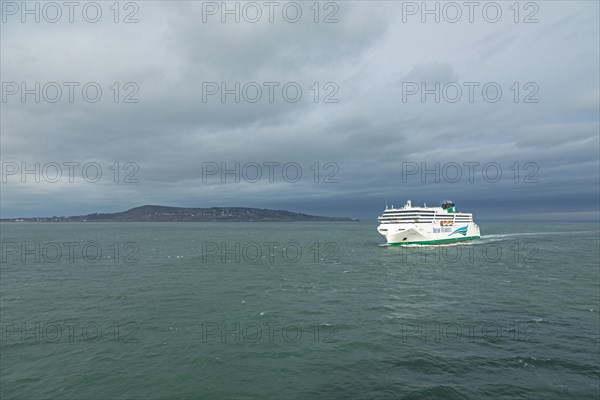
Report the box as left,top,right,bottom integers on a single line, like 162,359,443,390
378,222,480,245
377,200,480,246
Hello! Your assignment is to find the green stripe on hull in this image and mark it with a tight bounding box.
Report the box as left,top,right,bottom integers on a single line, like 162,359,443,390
388,236,480,246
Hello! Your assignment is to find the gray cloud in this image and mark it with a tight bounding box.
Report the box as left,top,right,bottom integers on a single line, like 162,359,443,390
1,1,598,221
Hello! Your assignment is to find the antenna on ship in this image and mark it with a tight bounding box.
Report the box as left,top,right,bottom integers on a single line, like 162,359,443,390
385,200,388,210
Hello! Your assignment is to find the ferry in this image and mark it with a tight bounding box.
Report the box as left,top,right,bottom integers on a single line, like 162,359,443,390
377,200,480,245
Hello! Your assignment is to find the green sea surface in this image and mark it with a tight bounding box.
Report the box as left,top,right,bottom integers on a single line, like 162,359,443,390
1,221,598,399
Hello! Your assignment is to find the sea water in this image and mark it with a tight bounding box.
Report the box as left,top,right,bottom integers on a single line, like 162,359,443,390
1,221,598,399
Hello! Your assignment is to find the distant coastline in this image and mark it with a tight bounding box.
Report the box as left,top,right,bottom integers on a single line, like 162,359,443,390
1,205,359,223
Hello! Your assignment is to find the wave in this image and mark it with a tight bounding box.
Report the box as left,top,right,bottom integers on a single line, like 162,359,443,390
484,231,594,239
379,230,596,247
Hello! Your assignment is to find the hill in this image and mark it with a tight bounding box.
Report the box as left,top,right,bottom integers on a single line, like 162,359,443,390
2,205,358,222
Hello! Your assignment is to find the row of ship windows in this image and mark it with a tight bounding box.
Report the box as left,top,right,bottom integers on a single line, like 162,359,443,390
380,215,471,217
381,214,470,216
383,211,435,215
382,211,436,214
379,219,473,222
380,216,472,218
379,217,472,220
381,215,471,217
379,221,473,223
379,218,473,222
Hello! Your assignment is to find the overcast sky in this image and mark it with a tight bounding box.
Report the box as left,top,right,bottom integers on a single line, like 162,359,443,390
1,1,599,221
